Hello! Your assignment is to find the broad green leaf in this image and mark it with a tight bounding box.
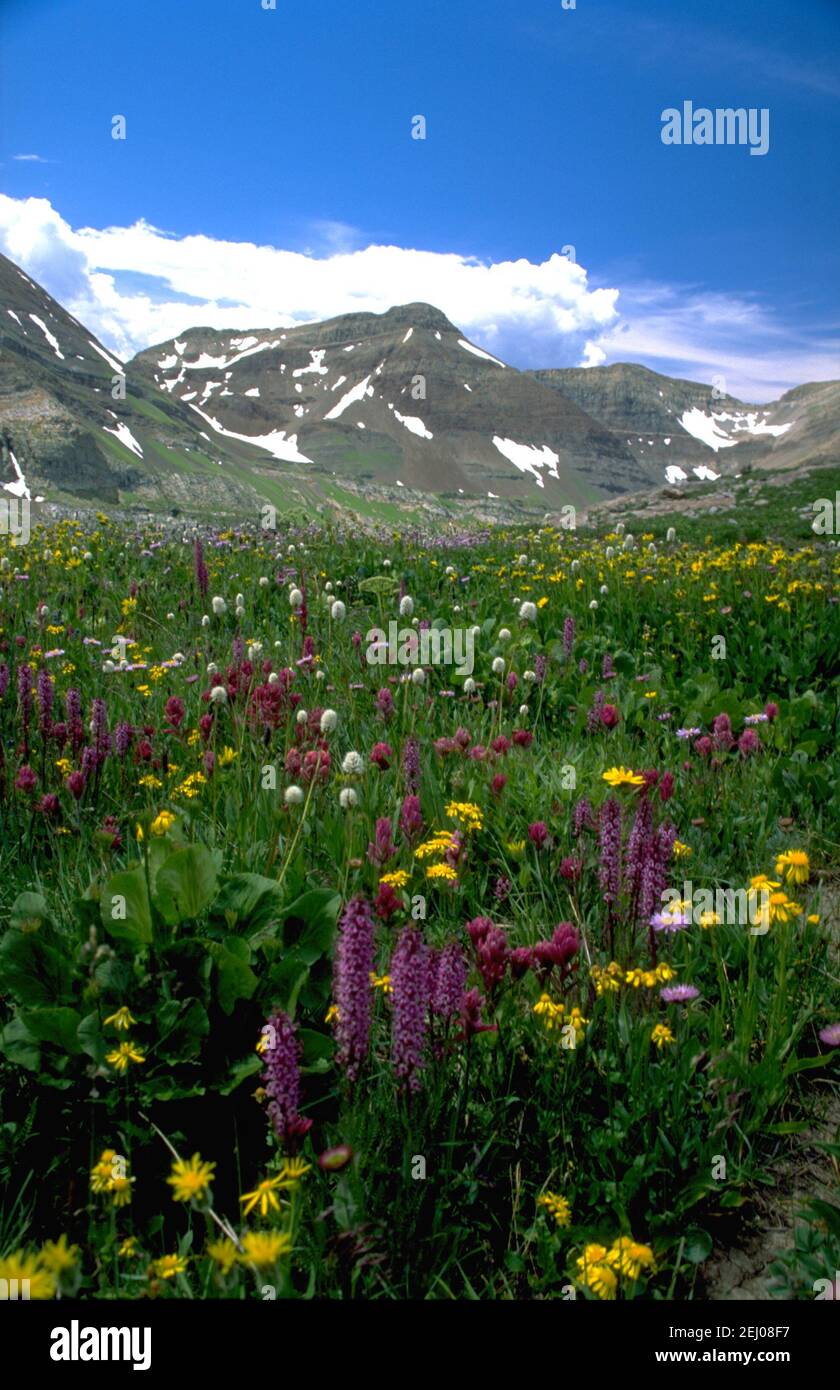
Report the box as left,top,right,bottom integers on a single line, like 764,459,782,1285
19,1007,82,1053
0,929,73,1006
101,867,153,944
155,845,218,925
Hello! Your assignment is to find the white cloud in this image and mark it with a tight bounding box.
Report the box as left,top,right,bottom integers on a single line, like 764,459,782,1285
0,195,835,399
0,195,617,367
12,153,47,162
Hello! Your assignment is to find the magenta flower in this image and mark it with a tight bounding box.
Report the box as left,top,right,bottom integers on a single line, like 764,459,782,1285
819,1024,840,1047
528,821,550,848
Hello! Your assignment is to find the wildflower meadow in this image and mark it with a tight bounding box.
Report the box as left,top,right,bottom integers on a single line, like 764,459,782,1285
0,514,838,1304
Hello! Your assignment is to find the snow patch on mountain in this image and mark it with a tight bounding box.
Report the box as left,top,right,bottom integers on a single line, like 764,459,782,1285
30,314,64,358
293,349,328,378
459,339,505,368
3,449,30,499
103,421,143,457
188,403,312,463
393,410,433,440
679,408,738,452
88,340,124,374
325,376,374,420
492,436,559,488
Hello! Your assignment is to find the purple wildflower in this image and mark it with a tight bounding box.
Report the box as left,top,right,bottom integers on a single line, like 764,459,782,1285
563,615,575,662
661,984,700,1003
262,1010,310,1143
598,797,622,909
819,1023,840,1047
431,941,467,1019
194,538,209,596
390,925,430,1091
367,816,396,867
334,895,376,1083
402,735,420,794
399,794,424,842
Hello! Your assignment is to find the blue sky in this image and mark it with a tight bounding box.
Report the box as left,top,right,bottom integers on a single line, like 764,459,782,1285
1,0,838,398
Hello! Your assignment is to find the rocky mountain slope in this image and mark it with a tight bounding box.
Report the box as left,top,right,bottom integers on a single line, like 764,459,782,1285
531,363,840,483
2,250,837,522
129,303,648,507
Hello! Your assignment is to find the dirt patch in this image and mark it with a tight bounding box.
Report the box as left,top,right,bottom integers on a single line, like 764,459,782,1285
701,1093,840,1300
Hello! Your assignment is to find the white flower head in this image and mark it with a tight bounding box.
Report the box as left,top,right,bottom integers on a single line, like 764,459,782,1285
498,628,511,643
411,667,426,686
289,587,304,608
339,787,358,810
342,751,365,775
259,576,270,588
201,615,210,627
600,584,608,595
211,596,227,616
523,669,537,683
492,656,505,675
330,600,346,621
518,601,537,623
295,708,308,724
209,685,228,705
399,595,414,618
248,642,263,662
320,709,338,733
589,599,599,610
206,662,218,676
463,677,477,695
519,703,529,718
666,527,676,543
284,785,305,805
268,672,279,686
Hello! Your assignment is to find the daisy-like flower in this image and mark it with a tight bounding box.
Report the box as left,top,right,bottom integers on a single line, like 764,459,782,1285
445,800,484,832
370,972,393,993
533,993,565,1030
775,849,810,886
110,1175,135,1208
650,910,690,933
379,870,409,888
105,1040,146,1072
575,1244,617,1300
654,962,676,983
537,1191,572,1227
275,1157,311,1188
607,1237,655,1280
0,1250,55,1299
651,1023,675,1049
672,840,692,859
166,1153,216,1203
152,1254,188,1280
238,1230,292,1269
426,862,458,881
749,873,780,892
103,1006,137,1032
602,766,646,790
118,1237,139,1259
766,891,803,925
661,984,700,1003
818,1024,840,1047
206,1238,238,1275
39,1235,79,1276
239,1176,285,1218
150,809,176,836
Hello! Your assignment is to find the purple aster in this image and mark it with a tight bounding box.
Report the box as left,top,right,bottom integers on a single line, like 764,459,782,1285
650,910,691,933
661,984,700,1003
819,1024,840,1047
